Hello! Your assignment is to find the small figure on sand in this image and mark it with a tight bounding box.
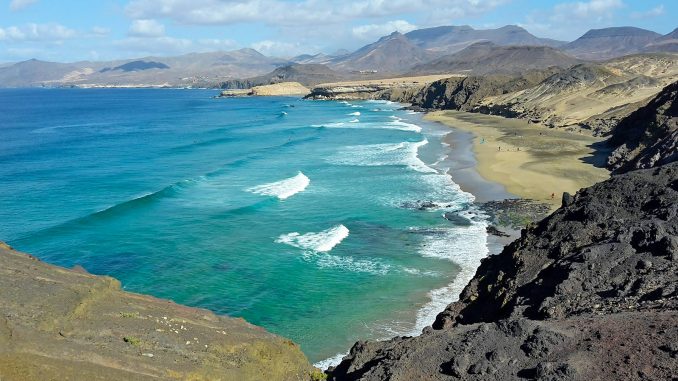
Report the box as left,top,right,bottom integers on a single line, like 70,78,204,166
498,146,501,151
480,137,485,144
551,193,555,200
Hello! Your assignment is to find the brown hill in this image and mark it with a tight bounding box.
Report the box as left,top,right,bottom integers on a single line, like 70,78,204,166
409,42,580,75
564,27,662,60
330,32,433,74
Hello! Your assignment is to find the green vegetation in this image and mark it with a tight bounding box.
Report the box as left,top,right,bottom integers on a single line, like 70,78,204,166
123,336,142,346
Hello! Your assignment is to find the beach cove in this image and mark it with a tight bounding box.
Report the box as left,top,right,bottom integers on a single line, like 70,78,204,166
426,110,610,209
0,88,508,366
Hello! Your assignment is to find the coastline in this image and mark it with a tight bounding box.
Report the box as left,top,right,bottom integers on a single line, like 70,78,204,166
426,110,611,209
316,103,518,369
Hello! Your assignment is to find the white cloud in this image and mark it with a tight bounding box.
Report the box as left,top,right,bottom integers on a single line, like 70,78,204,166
114,36,239,56
352,20,417,40
631,4,664,19
519,0,626,40
0,23,76,42
552,0,624,21
197,38,239,50
91,26,111,37
9,0,38,11
125,0,507,26
128,19,166,37
250,40,307,57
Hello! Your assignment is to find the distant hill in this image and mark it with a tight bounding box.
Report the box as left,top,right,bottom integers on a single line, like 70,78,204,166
643,28,678,53
0,48,286,88
405,25,566,53
410,42,581,75
219,63,345,89
565,27,662,60
100,60,169,73
0,59,83,87
290,53,334,65
329,32,433,73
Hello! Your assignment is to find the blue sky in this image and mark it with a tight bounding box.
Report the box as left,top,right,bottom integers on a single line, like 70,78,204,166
0,0,675,62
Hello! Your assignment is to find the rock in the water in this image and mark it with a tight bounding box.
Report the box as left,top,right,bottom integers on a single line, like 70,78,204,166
328,162,678,381
486,225,510,237
443,212,473,226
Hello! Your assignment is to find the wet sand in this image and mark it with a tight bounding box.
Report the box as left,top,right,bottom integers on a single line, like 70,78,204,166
426,110,610,209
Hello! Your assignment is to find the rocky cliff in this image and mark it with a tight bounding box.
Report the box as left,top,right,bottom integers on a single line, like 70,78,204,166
0,243,317,380
306,53,677,135
327,87,678,380
328,160,678,381
606,80,677,173
401,68,560,112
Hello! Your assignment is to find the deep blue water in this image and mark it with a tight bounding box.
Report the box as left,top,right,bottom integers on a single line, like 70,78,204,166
0,88,489,365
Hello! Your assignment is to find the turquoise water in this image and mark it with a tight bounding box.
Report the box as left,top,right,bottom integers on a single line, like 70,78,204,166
0,89,489,364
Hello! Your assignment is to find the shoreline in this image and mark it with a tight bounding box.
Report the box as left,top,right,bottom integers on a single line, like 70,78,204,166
316,103,518,370
426,110,611,210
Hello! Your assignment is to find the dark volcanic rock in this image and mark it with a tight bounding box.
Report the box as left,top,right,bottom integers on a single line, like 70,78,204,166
607,80,678,173
402,68,560,112
329,163,678,381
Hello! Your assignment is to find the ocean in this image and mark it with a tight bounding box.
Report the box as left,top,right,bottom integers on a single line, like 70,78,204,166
0,88,489,365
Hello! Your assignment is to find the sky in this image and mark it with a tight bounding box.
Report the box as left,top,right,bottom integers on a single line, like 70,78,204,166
0,0,675,62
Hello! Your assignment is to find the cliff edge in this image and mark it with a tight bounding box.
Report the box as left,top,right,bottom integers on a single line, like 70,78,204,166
0,243,317,380
328,86,678,380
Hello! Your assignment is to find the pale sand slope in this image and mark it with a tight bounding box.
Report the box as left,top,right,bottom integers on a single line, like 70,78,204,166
251,81,310,96
426,111,610,209
482,54,678,129
316,74,460,88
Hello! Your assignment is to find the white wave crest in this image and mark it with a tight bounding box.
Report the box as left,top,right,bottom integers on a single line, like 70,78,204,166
348,111,361,116
304,251,391,275
410,218,489,334
314,352,349,370
247,172,310,200
329,140,436,173
311,122,345,128
276,224,349,252
387,120,422,132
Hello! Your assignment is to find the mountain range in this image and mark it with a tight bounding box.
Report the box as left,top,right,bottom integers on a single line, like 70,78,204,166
0,25,676,88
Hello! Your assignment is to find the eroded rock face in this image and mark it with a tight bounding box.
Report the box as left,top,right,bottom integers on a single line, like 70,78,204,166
607,80,678,173
329,163,678,381
0,243,316,381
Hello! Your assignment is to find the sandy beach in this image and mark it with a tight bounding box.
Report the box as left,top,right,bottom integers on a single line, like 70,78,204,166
426,110,610,209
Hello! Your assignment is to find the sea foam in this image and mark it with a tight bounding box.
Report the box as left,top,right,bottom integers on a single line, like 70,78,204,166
410,216,488,334
329,140,436,173
276,224,349,252
247,172,310,200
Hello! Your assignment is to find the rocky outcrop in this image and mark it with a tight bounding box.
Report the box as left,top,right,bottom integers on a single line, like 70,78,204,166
607,80,678,173
0,243,317,380
329,160,678,381
400,68,560,112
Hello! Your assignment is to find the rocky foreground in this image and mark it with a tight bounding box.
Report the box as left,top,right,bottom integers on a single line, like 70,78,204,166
0,242,317,380
327,84,678,380
328,159,678,381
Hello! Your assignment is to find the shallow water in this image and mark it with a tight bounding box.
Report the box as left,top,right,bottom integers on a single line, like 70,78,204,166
0,89,488,364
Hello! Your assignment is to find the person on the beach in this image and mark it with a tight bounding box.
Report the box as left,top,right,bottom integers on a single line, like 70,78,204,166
498,146,501,151
551,193,555,200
